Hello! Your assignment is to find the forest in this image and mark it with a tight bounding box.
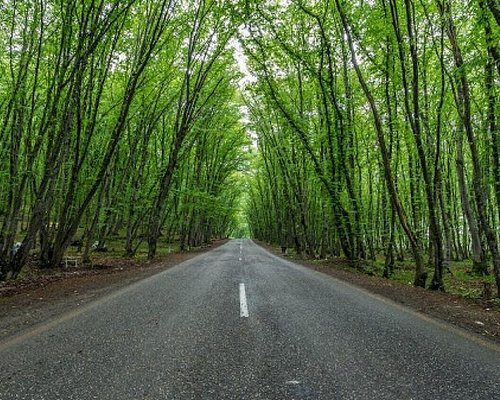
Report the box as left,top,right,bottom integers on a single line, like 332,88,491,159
0,0,499,297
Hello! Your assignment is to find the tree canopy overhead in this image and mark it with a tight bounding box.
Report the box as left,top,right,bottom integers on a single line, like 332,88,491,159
0,0,250,280
242,0,500,296
0,0,499,297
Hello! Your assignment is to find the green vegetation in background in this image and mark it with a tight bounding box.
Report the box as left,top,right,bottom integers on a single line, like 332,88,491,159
1,0,500,303
0,0,250,280
242,0,500,297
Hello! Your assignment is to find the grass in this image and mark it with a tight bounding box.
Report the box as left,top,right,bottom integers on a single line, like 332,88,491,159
276,244,497,300
369,256,497,299
65,237,182,259
7,236,189,283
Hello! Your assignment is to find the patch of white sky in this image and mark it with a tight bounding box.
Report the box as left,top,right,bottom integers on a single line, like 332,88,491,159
228,25,256,142
229,32,256,90
229,0,292,89
228,0,292,146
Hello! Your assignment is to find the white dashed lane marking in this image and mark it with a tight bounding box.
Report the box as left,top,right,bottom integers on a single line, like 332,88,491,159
239,283,249,318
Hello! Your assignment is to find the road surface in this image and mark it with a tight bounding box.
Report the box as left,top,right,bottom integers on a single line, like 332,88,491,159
0,240,498,399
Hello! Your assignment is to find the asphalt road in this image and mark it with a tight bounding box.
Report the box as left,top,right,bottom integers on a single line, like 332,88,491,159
0,239,498,399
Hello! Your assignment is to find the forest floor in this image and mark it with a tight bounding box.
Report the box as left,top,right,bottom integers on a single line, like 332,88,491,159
0,240,227,342
257,241,500,344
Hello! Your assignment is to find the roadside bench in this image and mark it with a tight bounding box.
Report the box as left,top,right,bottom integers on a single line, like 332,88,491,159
63,256,81,268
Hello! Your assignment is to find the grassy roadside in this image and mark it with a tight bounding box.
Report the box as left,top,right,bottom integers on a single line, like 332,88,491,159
2,237,218,288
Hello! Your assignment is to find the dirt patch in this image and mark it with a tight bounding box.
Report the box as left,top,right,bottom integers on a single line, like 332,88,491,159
0,240,227,342
256,241,500,345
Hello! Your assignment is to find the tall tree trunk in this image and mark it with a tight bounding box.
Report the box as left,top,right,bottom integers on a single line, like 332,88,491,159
440,0,500,295
334,0,427,287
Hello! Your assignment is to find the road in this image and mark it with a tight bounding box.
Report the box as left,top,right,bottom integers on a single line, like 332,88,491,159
0,239,498,399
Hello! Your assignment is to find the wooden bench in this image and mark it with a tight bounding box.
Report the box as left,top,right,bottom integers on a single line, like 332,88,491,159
63,256,81,268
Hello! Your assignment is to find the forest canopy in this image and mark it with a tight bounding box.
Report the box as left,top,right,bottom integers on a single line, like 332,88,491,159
0,0,250,280
242,0,500,295
0,0,499,297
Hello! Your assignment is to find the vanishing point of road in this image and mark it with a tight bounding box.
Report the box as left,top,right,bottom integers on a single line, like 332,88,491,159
0,240,498,399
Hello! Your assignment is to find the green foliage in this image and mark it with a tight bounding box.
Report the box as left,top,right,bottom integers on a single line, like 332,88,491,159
243,0,500,295
1,0,499,300
0,0,250,278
